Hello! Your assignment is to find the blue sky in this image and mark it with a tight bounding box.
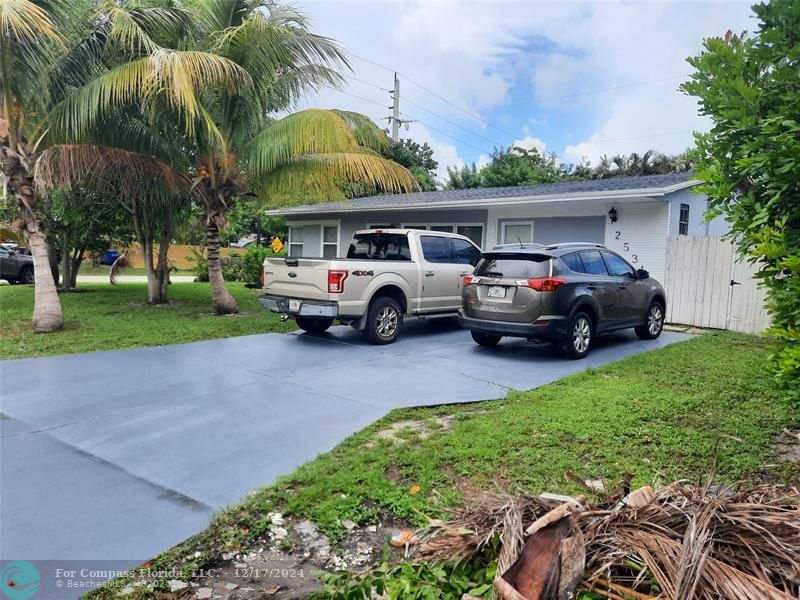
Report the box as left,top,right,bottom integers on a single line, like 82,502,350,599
295,0,757,181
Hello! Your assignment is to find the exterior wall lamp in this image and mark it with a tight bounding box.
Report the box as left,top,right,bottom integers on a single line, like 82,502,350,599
608,206,618,223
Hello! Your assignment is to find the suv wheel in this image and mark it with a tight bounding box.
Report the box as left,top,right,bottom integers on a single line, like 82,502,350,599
559,311,593,359
471,331,502,347
19,267,34,285
365,296,403,344
295,317,333,333
635,301,664,340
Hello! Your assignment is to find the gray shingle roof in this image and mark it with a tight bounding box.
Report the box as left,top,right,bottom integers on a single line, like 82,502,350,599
268,172,696,214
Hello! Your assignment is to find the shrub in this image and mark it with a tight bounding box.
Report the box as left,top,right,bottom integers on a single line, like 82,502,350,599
241,245,270,287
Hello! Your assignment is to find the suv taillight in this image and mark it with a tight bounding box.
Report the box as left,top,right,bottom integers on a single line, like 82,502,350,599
328,270,348,293
516,277,566,292
463,274,479,286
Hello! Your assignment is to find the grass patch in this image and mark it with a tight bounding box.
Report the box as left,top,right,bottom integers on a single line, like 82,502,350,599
0,282,295,359
76,265,193,277
127,331,795,578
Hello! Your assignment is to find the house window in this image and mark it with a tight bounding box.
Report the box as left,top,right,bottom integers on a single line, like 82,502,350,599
288,226,304,256
679,203,690,235
322,225,339,258
400,223,484,248
502,222,533,245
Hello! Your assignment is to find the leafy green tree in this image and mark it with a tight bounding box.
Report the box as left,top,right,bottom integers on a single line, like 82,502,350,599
445,146,579,189
593,150,694,178
382,138,439,191
445,163,482,189
682,0,800,402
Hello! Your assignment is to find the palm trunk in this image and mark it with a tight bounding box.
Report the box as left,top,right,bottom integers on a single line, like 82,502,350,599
206,221,238,314
70,249,82,288
26,228,64,332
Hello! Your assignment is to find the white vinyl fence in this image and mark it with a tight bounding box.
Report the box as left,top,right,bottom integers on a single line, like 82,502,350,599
663,236,771,334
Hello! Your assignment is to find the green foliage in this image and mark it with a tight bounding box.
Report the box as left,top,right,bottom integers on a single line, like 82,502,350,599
313,557,496,600
445,146,592,189
681,0,800,405
593,150,694,179
240,245,270,287
381,139,439,191
187,247,209,282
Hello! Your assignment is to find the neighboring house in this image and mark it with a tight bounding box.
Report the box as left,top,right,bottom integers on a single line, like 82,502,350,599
265,172,728,284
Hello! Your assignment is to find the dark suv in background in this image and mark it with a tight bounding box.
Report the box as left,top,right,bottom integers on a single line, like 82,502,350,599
457,242,666,359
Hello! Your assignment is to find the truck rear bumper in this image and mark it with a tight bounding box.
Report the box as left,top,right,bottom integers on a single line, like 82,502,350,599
457,309,568,340
259,294,339,318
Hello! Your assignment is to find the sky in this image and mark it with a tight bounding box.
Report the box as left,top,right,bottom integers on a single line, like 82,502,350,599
292,0,757,182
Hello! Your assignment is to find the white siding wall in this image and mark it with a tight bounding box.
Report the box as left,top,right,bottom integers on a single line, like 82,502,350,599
486,202,609,248
603,202,670,283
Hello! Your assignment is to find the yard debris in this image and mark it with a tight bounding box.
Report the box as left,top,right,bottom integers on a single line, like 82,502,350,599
412,477,800,599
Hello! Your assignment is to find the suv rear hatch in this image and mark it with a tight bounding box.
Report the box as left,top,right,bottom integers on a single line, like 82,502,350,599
263,257,333,301
463,252,555,323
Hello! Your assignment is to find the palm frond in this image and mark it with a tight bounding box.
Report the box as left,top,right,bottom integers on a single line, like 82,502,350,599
0,0,62,44
259,151,420,207
35,143,190,203
52,49,250,140
332,110,390,152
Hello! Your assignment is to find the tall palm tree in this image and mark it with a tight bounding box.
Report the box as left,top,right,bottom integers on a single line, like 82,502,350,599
1,0,247,329
181,1,419,314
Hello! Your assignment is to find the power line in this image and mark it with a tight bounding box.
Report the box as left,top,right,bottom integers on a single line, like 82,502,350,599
401,112,495,155
348,52,518,140
506,76,683,107
402,96,506,147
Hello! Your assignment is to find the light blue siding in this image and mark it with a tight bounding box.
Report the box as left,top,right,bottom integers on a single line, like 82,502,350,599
666,188,729,236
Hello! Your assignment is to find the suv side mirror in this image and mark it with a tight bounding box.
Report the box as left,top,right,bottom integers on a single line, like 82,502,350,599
636,268,649,280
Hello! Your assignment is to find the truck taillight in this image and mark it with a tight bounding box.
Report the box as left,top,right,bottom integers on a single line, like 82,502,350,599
516,277,566,292
328,270,348,293
463,274,480,286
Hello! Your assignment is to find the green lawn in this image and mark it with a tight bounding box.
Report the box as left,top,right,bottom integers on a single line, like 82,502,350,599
123,331,795,586
76,265,194,276
0,283,296,359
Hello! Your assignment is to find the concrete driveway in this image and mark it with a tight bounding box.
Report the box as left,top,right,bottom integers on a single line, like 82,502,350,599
0,319,689,578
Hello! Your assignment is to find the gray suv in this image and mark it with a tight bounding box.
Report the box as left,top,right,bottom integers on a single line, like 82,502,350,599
457,243,666,359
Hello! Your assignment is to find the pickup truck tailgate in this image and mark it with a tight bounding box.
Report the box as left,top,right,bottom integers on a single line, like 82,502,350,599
263,257,331,301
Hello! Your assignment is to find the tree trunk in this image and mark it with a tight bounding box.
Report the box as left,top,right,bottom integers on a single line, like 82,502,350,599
61,231,73,291
26,228,64,332
206,221,239,314
69,249,82,289
48,239,60,288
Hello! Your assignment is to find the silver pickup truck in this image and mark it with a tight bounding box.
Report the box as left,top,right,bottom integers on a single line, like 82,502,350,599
260,229,482,343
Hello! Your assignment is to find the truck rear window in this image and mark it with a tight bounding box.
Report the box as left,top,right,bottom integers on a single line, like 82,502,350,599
347,233,411,260
476,253,551,278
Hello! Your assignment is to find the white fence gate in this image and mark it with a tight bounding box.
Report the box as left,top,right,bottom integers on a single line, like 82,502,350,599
663,236,770,334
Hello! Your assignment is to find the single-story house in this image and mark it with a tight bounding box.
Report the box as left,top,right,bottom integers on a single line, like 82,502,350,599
265,172,728,284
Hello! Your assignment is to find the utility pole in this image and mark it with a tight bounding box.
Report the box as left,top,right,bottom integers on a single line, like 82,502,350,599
391,72,400,142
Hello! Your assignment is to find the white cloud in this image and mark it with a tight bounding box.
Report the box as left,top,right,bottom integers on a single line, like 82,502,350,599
511,136,547,154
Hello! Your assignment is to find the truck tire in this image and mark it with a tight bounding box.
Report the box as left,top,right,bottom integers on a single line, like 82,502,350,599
364,296,403,344
295,317,333,333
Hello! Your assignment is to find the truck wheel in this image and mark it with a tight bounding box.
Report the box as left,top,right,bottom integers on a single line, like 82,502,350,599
558,311,593,359
19,267,34,285
471,332,502,347
295,317,333,333
364,296,403,344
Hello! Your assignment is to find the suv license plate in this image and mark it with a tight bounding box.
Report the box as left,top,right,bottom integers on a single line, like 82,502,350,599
288,299,301,312
487,286,507,298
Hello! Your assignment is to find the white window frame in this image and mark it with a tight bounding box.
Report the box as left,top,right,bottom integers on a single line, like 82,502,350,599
501,221,534,245
285,220,341,257
288,225,305,256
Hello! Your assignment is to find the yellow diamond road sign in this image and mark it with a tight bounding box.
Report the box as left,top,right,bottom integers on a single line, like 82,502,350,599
271,236,284,253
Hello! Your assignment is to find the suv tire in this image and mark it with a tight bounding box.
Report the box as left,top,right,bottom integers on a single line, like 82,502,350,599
559,311,593,359
471,331,502,347
364,296,403,345
19,266,34,284
295,317,333,333
635,300,664,340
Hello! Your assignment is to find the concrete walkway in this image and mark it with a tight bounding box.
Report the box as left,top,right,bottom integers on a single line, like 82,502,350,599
0,321,690,592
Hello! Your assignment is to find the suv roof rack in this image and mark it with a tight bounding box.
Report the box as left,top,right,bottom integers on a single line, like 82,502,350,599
491,243,546,250
544,242,607,250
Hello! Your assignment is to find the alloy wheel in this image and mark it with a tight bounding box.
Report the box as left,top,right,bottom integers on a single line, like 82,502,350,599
376,306,399,339
648,304,664,336
572,317,591,353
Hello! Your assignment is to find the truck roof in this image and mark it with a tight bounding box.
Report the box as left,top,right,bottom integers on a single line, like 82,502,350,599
353,228,474,241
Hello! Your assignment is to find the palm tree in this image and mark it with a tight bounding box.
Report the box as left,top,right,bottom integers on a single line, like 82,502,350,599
180,1,419,314
2,0,247,328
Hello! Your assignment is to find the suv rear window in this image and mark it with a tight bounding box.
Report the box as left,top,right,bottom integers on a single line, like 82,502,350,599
347,233,411,260
476,253,551,278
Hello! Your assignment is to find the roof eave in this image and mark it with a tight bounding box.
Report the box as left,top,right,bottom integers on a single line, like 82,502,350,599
265,178,700,216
